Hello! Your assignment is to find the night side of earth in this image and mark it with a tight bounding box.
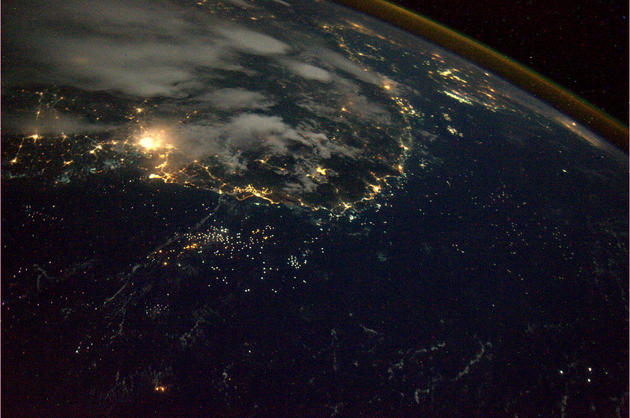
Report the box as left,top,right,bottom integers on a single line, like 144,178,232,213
1,0,628,415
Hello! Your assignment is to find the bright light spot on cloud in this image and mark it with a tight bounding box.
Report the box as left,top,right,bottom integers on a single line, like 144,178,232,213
139,136,161,150
136,128,172,151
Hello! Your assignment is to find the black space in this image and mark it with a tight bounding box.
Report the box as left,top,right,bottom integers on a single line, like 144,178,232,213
387,0,628,125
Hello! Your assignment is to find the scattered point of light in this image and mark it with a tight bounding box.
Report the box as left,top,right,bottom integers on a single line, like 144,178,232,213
30,134,40,140
10,158,18,164
149,174,162,179
316,166,327,176
154,385,166,392
341,107,347,112
136,108,144,113
370,184,381,193
383,83,391,90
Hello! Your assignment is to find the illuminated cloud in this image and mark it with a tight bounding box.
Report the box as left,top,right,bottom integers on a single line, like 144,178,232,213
226,0,252,8
342,92,392,123
2,111,114,136
195,88,274,110
214,26,290,56
216,114,360,161
284,60,332,82
4,0,288,98
156,112,362,184
315,48,384,86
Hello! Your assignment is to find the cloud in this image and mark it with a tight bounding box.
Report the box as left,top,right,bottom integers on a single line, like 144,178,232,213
343,92,392,123
226,0,252,8
315,48,384,86
214,26,290,56
220,114,298,155
292,80,392,124
289,130,358,159
150,114,298,163
157,113,360,180
3,0,288,98
50,36,236,96
3,0,404,208
2,111,114,136
194,88,273,110
216,114,359,161
284,60,332,82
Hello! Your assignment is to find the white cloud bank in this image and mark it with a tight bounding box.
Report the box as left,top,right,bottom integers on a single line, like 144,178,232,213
283,60,333,82
4,0,290,98
195,88,274,110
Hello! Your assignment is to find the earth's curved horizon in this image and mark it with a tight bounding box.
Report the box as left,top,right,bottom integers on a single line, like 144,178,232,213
2,0,627,415
335,0,629,152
